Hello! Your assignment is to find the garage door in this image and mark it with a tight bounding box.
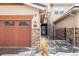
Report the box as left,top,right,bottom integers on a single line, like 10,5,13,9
0,15,32,47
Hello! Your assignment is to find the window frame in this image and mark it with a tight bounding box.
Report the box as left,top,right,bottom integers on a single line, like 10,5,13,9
4,21,15,26
19,20,30,26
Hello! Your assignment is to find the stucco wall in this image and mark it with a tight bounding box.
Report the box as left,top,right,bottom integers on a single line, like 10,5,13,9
50,4,72,24
0,5,39,15
76,11,79,28
48,4,72,38
55,14,76,28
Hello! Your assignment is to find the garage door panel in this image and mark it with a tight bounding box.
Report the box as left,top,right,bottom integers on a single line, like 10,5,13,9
16,40,30,47
16,27,31,47
0,20,31,47
0,27,16,47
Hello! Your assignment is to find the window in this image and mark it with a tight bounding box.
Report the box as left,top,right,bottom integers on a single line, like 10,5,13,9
59,9,64,14
19,21,30,26
54,8,58,14
54,9,58,14
54,8,64,14
4,21,15,26
60,10,64,14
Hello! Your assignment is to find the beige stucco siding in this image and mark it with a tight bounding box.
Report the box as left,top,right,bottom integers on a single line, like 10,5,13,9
55,15,76,28
76,11,79,28
48,4,72,38
50,5,72,23
0,5,39,15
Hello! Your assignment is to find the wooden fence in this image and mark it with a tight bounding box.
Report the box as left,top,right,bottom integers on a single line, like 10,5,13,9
55,28,74,45
54,28,79,46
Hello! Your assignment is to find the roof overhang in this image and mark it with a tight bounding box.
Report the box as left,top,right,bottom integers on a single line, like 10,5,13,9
0,3,46,11
25,3,46,11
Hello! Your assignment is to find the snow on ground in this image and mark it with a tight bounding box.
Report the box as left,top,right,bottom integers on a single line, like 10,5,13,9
1,40,79,56
35,52,79,56
2,52,79,56
51,52,79,56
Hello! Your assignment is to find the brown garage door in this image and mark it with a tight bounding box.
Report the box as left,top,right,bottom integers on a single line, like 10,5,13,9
0,15,32,47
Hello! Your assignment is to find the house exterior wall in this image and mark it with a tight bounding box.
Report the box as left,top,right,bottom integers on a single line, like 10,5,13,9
0,5,40,28
75,11,79,46
48,4,72,39
76,11,79,28
55,15,76,28
49,3,79,47
50,4,72,23
0,5,38,15
0,5,41,47
54,11,79,47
